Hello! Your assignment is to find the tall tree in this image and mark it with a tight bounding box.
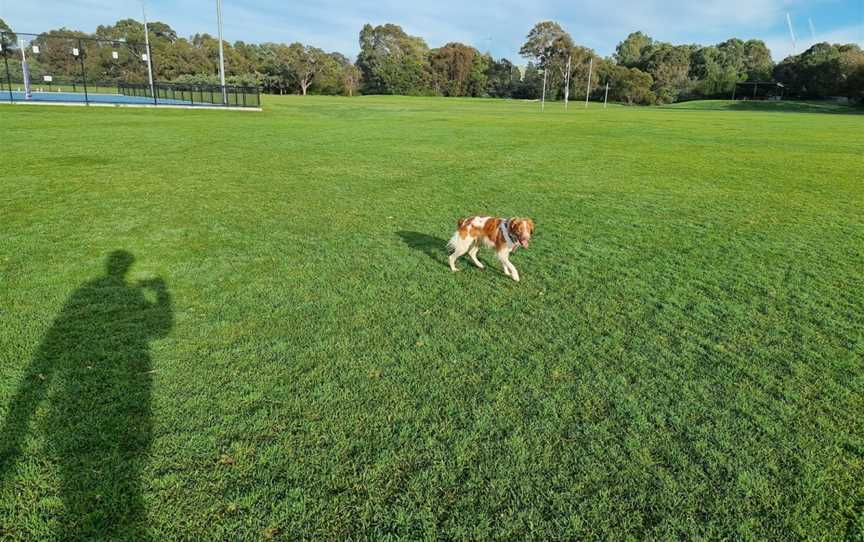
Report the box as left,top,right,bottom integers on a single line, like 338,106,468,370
615,31,653,69
486,57,520,98
839,45,864,100
428,42,487,97
511,62,544,99
519,21,575,97
356,23,429,95
519,21,571,66
286,43,328,95
847,62,864,101
0,18,17,58
690,42,743,98
565,46,601,99
643,42,696,103
305,52,354,95
90,19,162,83
30,29,92,83
0,17,15,40
468,52,491,97
774,42,854,98
618,67,655,105
156,38,208,80
598,62,655,104
325,52,361,96
742,39,773,81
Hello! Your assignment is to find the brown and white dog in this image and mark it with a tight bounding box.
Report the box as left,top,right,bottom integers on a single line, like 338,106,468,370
447,216,535,281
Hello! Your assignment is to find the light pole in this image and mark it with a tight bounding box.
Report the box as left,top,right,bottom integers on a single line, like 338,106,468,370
216,0,227,105
141,1,155,99
20,38,31,99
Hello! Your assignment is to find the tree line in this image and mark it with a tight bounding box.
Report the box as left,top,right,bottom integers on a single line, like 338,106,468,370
1,17,861,103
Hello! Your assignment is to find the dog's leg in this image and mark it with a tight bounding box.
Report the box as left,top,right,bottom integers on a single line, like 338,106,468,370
497,250,519,282
468,245,484,269
448,236,473,272
508,263,520,282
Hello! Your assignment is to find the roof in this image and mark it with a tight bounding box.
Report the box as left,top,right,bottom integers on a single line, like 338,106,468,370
735,81,785,87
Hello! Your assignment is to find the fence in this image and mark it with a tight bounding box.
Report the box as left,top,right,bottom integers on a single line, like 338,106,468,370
1,31,259,108
119,82,260,108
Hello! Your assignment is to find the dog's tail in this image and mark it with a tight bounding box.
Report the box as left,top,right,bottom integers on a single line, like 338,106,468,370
446,231,460,254
447,217,472,253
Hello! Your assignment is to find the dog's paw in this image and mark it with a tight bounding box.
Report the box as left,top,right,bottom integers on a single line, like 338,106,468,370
511,275,520,282
475,263,485,270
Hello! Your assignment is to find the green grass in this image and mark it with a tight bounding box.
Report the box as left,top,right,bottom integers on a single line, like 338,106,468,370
664,98,864,114
1,96,862,541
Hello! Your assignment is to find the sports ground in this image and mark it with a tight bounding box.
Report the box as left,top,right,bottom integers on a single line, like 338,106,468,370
1,90,243,107
3,90,190,106
1,96,862,540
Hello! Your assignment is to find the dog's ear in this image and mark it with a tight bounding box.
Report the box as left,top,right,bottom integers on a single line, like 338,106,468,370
512,218,530,236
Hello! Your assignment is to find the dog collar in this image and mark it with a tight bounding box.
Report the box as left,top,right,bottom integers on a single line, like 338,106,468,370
500,219,518,250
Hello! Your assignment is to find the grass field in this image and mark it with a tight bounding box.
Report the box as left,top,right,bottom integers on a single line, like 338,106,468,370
1,96,862,540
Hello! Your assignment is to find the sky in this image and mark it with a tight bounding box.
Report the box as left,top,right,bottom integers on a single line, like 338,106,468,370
1,0,862,62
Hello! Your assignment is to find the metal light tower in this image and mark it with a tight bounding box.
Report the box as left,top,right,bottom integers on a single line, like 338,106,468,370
141,2,155,99
786,13,798,54
20,38,32,99
216,0,227,104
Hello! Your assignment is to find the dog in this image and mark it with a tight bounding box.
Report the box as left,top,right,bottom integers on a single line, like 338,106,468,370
447,216,535,281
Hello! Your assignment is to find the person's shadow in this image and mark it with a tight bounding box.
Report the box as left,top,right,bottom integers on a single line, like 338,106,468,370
0,250,172,541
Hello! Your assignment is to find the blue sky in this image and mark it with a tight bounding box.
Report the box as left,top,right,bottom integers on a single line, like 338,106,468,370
2,0,862,61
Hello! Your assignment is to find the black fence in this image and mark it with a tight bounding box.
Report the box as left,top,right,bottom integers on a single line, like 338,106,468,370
119,82,260,108
1,31,260,108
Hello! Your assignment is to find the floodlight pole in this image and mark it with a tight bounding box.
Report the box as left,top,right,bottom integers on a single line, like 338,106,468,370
585,57,593,108
3,33,14,102
216,0,227,105
19,38,31,99
141,2,155,99
786,13,797,54
77,37,89,104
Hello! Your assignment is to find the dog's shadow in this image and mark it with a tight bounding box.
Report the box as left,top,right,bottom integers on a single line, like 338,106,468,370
397,231,449,267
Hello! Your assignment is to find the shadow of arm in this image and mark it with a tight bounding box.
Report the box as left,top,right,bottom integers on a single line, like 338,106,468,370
0,345,55,486
140,277,173,338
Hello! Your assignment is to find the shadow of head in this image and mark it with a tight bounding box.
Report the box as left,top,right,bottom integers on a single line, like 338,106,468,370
397,231,448,265
106,250,135,278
